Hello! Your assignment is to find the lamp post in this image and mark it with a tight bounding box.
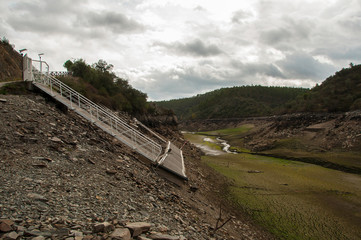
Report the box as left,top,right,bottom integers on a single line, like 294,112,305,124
19,49,27,81
38,53,44,73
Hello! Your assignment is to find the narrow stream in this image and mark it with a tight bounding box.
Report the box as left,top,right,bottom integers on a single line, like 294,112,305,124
201,137,237,155
216,137,237,154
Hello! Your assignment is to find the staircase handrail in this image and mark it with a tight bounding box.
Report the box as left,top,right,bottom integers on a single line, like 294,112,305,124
31,68,162,161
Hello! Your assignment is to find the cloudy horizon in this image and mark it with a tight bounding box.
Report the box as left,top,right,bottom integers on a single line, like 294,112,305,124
1,0,360,100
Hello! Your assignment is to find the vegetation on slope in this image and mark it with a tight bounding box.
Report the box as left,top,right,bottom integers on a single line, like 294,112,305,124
156,86,308,120
61,59,152,114
0,37,22,82
284,64,361,113
156,64,361,120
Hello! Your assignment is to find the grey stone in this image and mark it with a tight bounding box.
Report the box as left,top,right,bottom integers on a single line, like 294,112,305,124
106,169,117,175
31,236,45,240
137,236,152,240
93,222,114,233
50,137,63,143
125,222,152,237
2,231,19,240
27,193,48,202
148,233,181,240
110,228,131,240
0,221,13,232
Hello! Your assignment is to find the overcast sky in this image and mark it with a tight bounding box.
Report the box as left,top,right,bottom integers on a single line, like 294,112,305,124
1,0,360,100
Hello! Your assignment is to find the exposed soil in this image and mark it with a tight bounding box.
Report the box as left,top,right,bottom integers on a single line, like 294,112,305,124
180,112,361,174
0,86,275,239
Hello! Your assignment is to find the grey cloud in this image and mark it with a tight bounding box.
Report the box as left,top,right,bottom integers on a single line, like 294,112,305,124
154,39,223,57
277,52,337,80
194,5,206,12
8,1,88,17
134,61,286,101
260,28,292,45
260,17,312,49
231,10,253,24
7,15,70,34
132,64,231,100
86,11,145,34
228,61,286,80
5,1,85,35
318,45,361,62
5,2,144,36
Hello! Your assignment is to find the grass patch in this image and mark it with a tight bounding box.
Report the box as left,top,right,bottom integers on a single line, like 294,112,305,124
263,146,361,170
0,82,29,95
202,153,361,240
199,124,254,136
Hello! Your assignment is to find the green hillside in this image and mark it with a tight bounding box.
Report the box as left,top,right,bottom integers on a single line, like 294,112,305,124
61,59,151,114
156,64,361,120
284,64,361,113
156,86,308,120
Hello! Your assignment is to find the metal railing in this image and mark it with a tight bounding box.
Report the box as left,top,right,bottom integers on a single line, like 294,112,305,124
29,60,163,162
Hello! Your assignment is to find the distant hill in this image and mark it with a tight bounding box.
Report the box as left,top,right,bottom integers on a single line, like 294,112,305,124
0,38,22,82
156,86,308,120
156,64,361,120
284,64,361,113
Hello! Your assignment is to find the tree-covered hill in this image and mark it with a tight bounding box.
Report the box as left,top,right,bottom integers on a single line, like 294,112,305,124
156,64,361,120
156,86,308,120
61,59,151,114
284,64,361,113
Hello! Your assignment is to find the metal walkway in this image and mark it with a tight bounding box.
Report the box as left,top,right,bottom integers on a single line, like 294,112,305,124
22,55,187,179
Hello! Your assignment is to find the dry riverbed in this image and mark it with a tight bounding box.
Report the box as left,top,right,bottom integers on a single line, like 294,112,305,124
184,131,361,240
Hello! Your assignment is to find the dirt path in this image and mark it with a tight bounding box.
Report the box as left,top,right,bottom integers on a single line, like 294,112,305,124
0,80,23,87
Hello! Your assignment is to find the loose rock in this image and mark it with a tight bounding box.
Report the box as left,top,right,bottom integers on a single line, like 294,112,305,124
110,228,131,240
125,222,151,237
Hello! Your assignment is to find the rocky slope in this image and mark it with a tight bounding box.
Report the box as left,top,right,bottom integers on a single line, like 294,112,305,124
0,88,274,239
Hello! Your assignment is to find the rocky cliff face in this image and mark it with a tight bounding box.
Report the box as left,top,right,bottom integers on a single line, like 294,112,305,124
0,89,274,240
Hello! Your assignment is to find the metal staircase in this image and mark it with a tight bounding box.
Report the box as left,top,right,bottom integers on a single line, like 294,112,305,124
22,55,187,179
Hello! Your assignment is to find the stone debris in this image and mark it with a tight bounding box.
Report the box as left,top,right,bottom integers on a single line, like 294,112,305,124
125,222,152,237
111,228,131,240
0,220,13,232
0,94,275,240
106,169,118,175
2,231,18,240
93,222,115,233
148,232,183,240
0,219,187,240
247,170,263,174
27,193,49,202
50,136,63,143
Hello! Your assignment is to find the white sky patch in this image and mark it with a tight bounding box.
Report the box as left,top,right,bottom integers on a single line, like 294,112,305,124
313,55,335,65
263,76,315,88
